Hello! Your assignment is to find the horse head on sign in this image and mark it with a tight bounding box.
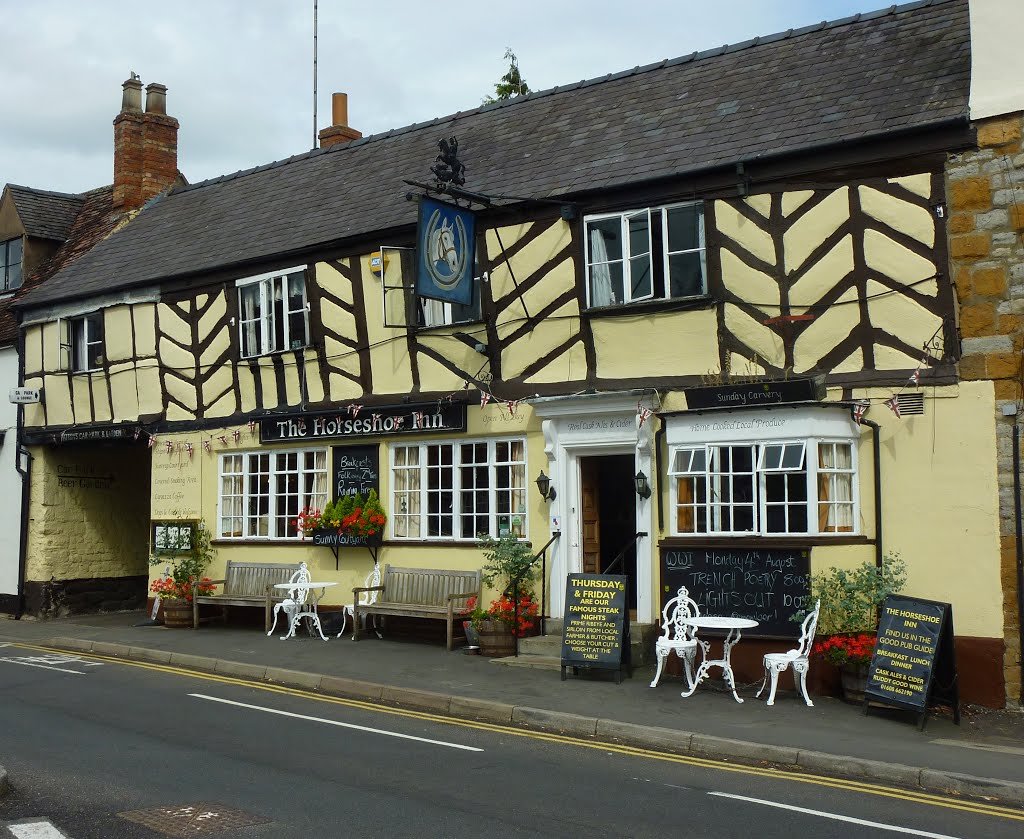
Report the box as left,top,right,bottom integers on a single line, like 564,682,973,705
429,218,459,273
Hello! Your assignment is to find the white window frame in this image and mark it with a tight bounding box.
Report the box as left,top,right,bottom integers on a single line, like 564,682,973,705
217,447,329,540
669,438,857,537
63,311,104,372
585,201,706,308
236,266,309,358
389,437,528,541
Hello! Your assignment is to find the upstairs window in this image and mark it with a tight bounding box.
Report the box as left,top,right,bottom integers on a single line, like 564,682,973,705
62,312,104,372
237,267,309,358
585,202,706,308
416,282,482,328
1,236,23,291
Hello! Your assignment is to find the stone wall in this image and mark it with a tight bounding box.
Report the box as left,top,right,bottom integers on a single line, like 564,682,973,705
25,444,151,615
946,111,1024,707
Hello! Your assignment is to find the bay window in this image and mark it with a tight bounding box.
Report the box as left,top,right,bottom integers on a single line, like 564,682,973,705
671,438,855,536
219,449,328,539
391,438,527,540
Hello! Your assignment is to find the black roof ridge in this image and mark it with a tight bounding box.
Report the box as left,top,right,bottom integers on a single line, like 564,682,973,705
5,183,88,201
171,0,953,199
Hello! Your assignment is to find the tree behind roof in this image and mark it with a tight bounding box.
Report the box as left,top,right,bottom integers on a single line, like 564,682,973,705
483,48,531,104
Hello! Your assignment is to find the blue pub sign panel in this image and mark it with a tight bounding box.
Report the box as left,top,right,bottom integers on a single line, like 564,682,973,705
416,196,476,305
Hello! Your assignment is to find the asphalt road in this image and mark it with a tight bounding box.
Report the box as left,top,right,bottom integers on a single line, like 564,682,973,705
0,645,1020,838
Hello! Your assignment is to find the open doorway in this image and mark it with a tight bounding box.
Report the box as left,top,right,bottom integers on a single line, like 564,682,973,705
580,454,638,613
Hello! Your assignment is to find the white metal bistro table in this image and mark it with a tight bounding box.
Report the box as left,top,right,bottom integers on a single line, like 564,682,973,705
271,581,337,641
680,616,759,703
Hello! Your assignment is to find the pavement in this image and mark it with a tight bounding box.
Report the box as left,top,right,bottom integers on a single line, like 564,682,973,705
2,611,1024,807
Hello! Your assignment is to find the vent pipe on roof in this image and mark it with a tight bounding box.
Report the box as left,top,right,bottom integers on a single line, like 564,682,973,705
318,92,363,149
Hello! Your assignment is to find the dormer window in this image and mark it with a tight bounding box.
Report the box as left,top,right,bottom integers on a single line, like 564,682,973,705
585,202,706,308
1,236,23,291
237,267,309,358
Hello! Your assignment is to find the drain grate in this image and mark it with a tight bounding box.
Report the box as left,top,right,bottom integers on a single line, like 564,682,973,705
118,803,270,836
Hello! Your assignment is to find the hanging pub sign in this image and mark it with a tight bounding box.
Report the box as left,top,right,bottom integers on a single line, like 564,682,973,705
560,573,631,683
416,196,475,305
260,402,466,443
683,377,826,410
864,595,960,730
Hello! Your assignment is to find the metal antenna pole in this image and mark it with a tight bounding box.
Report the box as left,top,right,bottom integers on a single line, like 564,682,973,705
313,0,318,149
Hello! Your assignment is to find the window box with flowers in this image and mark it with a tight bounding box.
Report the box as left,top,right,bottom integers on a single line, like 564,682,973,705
148,521,217,628
296,491,387,566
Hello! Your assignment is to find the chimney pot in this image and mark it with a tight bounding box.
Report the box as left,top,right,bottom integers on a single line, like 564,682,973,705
121,75,143,113
145,83,168,115
332,92,349,127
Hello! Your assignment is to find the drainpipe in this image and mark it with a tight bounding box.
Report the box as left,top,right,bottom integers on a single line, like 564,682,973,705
654,420,666,533
1013,422,1024,704
860,419,884,570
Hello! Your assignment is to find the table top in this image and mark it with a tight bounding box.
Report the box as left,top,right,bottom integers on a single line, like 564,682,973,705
683,616,759,630
273,581,338,590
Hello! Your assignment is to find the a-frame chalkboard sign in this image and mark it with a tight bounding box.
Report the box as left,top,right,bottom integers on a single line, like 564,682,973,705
864,595,960,730
560,574,631,683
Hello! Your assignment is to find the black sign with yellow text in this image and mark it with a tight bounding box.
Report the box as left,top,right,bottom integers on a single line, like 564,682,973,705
560,573,629,682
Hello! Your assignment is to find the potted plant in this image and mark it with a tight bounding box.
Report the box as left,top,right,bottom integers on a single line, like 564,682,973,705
465,534,540,656
296,490,387,547
148,521,216,628
799,553,907,701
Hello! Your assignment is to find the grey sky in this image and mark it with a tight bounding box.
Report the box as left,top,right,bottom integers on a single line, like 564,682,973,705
2,0,874,195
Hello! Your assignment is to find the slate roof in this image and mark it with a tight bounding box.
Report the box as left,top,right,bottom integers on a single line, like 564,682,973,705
18,0,971,310
5,185,85,242
0,186,121,343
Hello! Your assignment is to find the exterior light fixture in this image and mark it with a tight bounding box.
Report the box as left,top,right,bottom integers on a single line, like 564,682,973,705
536,470,556,502
453,331,488,354
634,470,652,499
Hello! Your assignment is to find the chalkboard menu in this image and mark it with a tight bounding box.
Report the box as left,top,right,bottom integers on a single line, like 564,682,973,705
865,595,959,729
560,574,630,682
332,444,379,500
660,546,811,638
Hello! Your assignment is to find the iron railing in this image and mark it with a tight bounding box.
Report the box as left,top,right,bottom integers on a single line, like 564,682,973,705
504,532,560,656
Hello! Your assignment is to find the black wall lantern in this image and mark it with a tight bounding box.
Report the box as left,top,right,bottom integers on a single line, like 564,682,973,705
634,470,652,500
536,470,556,502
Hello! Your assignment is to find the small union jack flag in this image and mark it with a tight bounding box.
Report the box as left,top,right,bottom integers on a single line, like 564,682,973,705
147,436,157,449
885,396,902,418
348,404,362,418
637,401,653,429
165,440,174,454
133,428,141,441
506,400,519,418
852,402,867,424
203,440,212,454
247,420,256,433
185,442,194,458
218,435,228,446
232,429,240,443
480,391,491,407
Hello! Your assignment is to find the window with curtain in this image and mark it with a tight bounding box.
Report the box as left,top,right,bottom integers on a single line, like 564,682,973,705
390,438,527,540
66,311,104,372
669,439,855,536
585,202,706,308
218,448,328,539
237,267,309,357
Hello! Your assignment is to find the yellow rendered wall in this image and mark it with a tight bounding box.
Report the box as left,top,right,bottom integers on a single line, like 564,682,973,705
591,309,721,380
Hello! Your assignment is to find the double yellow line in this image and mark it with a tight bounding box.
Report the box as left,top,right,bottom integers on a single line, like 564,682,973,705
15,642,1024,823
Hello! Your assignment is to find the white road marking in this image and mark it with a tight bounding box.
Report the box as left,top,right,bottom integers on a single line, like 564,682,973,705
8,820,71,838
708,792,963,838
189,693,484,752
0,658,85,675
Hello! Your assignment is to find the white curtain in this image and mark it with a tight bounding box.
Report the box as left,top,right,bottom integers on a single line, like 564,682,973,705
589,227,614,307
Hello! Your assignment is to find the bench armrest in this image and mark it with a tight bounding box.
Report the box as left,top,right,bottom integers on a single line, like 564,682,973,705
446,591,476,603
354,585,386,595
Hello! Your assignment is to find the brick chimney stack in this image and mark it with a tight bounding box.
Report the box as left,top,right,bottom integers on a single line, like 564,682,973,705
318,92,362,149
112,75,180,210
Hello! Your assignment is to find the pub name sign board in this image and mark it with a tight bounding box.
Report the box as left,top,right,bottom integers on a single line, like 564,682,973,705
260,403,466,443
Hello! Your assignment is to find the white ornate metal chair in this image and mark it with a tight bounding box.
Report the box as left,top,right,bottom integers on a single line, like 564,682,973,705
757,599,821,707
267,562,313,639
649,585,700,690
338,563,383,639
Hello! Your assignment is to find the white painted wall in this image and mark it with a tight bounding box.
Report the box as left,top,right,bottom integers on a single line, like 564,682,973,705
969,0,1024,120
0,345,22,604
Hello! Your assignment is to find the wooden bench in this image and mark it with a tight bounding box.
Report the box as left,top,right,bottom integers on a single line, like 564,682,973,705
192,560,302,631
352,565,482,650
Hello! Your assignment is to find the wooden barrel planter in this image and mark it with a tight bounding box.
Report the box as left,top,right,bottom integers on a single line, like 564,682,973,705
476,619,516,658
161,598,193,629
